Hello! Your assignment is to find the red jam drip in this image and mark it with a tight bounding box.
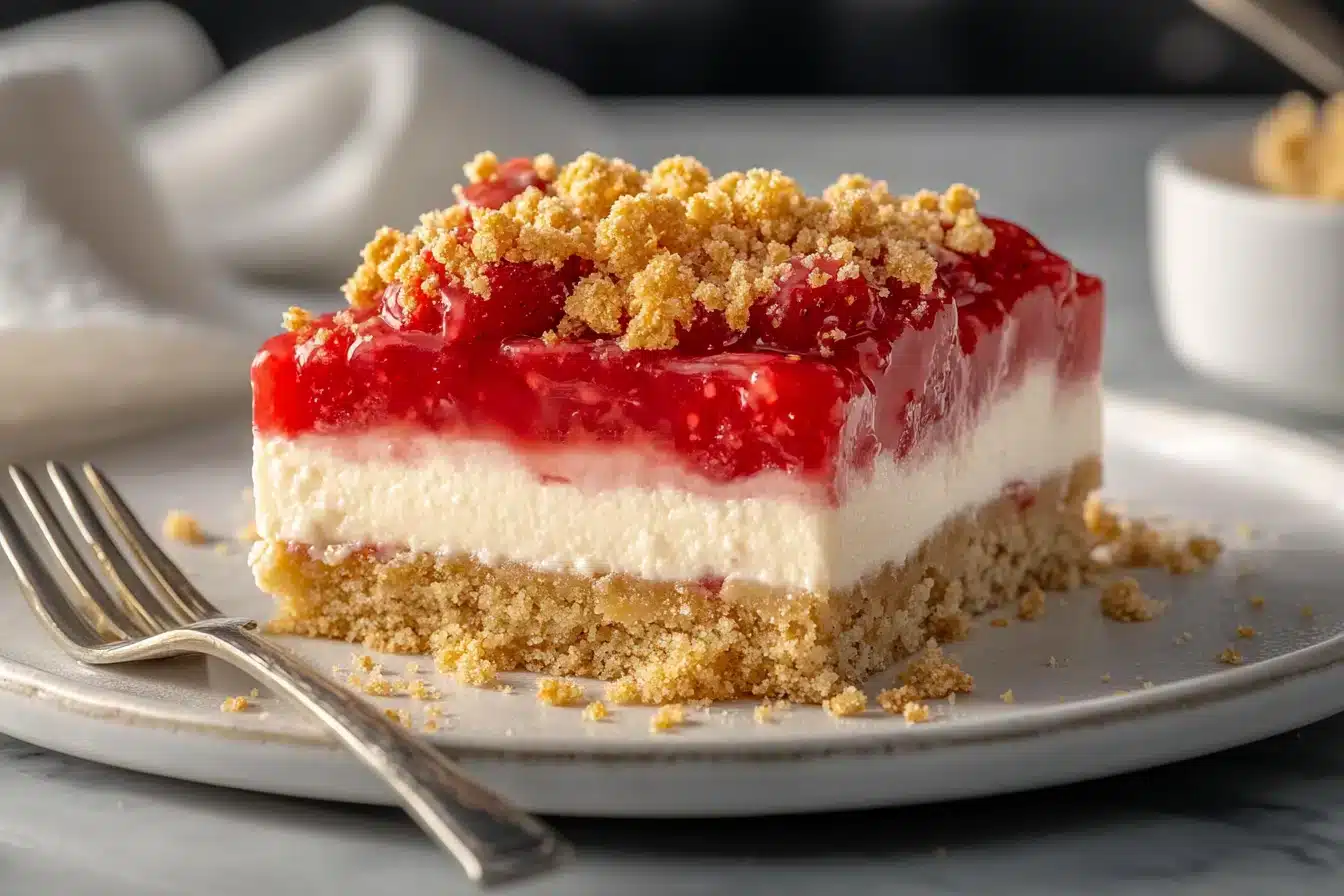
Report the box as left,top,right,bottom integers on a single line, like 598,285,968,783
252,218,1104,491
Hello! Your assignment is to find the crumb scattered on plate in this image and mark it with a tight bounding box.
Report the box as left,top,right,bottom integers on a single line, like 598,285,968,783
649,704,685,732
162,510,206,545
1017,587,1046,621
536,677,586,707
823,686,867,717
1100,577,1163,622
220,696,250,713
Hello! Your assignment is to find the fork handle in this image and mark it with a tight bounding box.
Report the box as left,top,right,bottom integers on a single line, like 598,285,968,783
186,620,571,888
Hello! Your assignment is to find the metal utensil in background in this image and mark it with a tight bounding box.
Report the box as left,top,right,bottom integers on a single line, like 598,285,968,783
1192,0,1344,92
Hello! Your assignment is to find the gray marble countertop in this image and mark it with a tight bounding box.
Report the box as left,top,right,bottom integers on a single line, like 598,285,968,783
3,99,1342,895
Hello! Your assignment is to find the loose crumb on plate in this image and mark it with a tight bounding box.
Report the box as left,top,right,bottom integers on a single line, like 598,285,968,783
582,701,609,722
649,704,685,733
902,702,932,724
900,642,976,699
220,696,250,713
1249,595,1266,609
1084,496,1226,575
408,679,441,700
999,689,1016,704
823,686,868,717
384,708,412,728
536,677,586,707
1236,625,1256,639
1217,646,1244,666
753,703,776,724
353,654,377,673
434,639,499,687
161,511,206,545
989,618,1010,628
1100,577,1163,622
1017,587,1047,621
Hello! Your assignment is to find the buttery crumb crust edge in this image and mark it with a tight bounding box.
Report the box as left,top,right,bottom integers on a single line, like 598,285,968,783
254,458,1101,705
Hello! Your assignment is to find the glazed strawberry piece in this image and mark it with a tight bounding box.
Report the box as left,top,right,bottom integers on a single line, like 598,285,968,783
252,216,1104,493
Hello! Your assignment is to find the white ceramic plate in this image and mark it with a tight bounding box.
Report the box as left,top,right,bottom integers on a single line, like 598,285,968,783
1,395,1343,817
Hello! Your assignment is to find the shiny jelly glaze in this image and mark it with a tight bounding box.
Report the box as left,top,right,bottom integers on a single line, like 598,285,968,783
252,218,1103,491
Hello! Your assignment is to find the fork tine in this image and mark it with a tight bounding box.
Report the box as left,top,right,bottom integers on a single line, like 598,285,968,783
7,466,149,642
82,464,224,620
47,462,186,634
0,491,105,648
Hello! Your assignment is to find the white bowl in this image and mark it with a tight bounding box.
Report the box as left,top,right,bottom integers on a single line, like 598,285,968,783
1149,122,1344,415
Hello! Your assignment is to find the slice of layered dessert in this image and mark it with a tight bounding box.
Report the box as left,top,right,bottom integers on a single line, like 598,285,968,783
250,152,1104,703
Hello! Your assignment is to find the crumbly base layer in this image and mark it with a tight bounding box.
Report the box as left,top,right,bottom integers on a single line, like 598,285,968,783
255,457,1102,703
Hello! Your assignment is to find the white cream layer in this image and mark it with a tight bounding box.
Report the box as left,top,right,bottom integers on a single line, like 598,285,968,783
253,367,1101,592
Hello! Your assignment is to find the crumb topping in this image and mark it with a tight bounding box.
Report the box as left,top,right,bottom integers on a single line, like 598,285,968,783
339,152,994,350
1252,93,1344,200
822,686,868,717
536,677,586,707
1100,577,1163,622
161,510,206,545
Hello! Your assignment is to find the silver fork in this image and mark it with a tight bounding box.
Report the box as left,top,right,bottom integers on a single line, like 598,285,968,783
0,462,571,889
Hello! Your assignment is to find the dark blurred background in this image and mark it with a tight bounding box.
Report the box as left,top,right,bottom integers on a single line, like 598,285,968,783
3,0,1341,95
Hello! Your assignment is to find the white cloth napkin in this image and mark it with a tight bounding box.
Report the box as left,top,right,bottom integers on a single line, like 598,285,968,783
0,3,608,455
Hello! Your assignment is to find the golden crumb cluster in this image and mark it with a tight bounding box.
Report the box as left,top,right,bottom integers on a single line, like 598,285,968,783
649,704,685,732
822,686,868,717
1252,93,1344,200
1099,577,1163,623
536,677,586,707
1084,496,1223,575
161,510,206,545
341,151,994,350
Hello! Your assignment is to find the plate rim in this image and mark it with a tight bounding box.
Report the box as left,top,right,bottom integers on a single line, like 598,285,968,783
2,390,1343,763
